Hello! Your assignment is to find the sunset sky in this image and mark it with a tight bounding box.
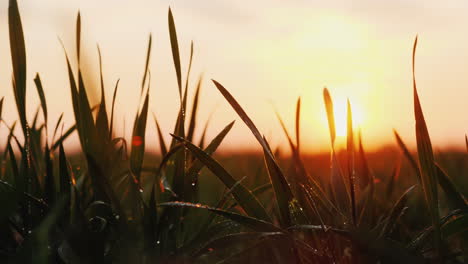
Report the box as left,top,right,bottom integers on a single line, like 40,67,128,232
0,0,467,153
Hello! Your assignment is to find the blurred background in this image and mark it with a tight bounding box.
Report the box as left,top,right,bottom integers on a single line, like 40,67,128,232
0,0,467,154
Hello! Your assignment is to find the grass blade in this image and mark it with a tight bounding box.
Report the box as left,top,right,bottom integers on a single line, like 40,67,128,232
183,41,194,112
96,46,110,144
274,110,296,154
43,143,55,205
160,202,280,232
141,34,152,95
109,79,120,138
130,92,149,180
51,113,64,143
393,130,421,182
187,75,202,142
212,79,293,227
0,97,4,123
51,124,76,151
347,99,357,226
59,141,71,196
295,97,301,154
168,8,182,96
152,113,168,157
395,130,466,210
412,36,441,256
185,120,235,203
379,185,416,238
34,74,47,129
323,88,336,147
76,12,81,63
9,0,28,134
435,164,466,210
465,135,468,153
172,134,271,222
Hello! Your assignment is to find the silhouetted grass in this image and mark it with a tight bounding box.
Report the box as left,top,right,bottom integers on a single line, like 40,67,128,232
0,0,466,263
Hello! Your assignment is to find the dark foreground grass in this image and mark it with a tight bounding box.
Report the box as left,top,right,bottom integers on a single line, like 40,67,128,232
0,0,467,263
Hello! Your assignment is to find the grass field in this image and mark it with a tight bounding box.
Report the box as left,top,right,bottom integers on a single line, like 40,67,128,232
0,0,467,263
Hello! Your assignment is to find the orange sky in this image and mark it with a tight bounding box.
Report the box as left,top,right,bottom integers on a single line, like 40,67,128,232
0,0,467,154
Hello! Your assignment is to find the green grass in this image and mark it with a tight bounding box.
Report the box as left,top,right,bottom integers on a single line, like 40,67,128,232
0,0,467,263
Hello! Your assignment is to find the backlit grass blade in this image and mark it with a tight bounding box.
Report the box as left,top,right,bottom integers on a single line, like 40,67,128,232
63,52,84,149
274,110,296,153
43,143,55,205
183,41,194,111
0,97,4,123
168,8,182,97
194,232,285,260
273,108,319,222
141,34,152,95
212,79,293,227
51,124,76,151
172,134,271,222
77,71,97,150
434,164,466,210
156,143,183,177
143,185,158,252
393,130,421,182
187,75,202,142
395,130,466,210
357,130,374,189
295,97,301,154
323,88,348,213
160,202,280,232
412,36,441,256
408,209,466,251
440,212,468,239
76,12,81,63
96,46,110,144
33,74,47,130
51,113,63,143
9,0,28,135
379,185,416,238
7,142,20,189
356,130,375,226
323,88,336,147
386,156,401,198
109,79,120,137
31,106,40,130
130,92,149,180
198,117,211,149
465,135,468,152
59,141,71,196
152,113,168,156
185,120,235,202
347,99,357,226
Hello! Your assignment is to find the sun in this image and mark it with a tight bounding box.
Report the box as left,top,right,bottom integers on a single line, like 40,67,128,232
332,98,365,137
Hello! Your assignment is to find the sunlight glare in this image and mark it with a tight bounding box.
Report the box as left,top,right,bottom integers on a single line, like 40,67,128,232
333,98,364,137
